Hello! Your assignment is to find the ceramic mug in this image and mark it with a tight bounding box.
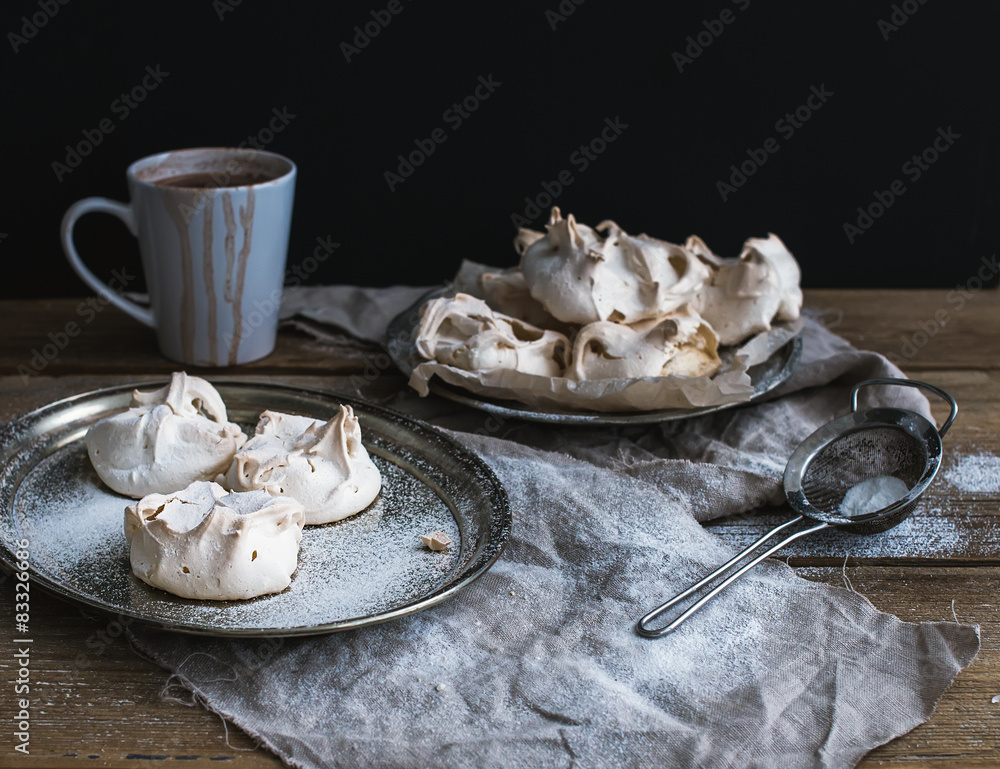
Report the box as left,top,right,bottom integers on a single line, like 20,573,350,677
61,147,296,366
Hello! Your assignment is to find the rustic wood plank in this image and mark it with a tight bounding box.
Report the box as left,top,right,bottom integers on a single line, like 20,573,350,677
0,299,379,378
805,288,1000,370
2,289,998,377
0,587,279,766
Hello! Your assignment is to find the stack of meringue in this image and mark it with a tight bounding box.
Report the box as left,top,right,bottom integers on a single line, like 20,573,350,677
85,373,382,601
411,207,803,411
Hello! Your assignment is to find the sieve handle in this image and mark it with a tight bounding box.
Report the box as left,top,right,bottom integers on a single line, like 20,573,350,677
635,516,831,638
850,378,958,437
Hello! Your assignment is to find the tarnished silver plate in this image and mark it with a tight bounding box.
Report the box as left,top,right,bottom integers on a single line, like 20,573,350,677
0,382,511,637
387,287,802,426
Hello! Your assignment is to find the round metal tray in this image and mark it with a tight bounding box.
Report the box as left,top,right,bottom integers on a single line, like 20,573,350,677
0,382,511,637
387,287,802,425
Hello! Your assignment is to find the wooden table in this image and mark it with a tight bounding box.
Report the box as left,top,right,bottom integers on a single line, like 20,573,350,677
1,289,998,768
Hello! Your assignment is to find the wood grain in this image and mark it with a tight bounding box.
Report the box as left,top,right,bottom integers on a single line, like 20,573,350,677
0,299,380,379
2,288,997,378
805,289,1000,371
0,289,997,767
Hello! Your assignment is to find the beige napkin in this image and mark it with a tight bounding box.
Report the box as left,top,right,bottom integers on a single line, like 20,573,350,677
129,285,978,769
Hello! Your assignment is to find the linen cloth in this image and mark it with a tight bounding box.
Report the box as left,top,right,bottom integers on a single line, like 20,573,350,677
130,285,980,769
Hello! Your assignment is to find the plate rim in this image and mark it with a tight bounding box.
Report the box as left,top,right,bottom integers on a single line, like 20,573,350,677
0,380,512,637
386,285,803,425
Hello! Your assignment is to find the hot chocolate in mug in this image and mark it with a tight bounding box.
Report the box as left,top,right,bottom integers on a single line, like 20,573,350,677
61,147,296,366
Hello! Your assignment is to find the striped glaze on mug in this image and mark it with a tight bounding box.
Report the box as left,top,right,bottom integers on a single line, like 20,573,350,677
61,147,296,367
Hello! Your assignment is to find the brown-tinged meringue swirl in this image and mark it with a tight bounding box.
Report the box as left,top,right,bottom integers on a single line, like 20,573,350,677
567,311,721,381
690,233,803,346
415,293,570,377
223,406,382,526
518,207,711,325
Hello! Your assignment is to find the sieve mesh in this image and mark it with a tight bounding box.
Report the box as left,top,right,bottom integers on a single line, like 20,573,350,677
800,426,928,516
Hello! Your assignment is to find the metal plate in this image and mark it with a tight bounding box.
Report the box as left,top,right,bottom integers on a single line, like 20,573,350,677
0,382,511,637
386,287,802,426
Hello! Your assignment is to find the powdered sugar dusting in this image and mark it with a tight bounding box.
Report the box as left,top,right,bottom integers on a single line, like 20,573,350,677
12,443,462,630
127,435,973,769
944,453,1000,493
638,570,796,698
220,487,287,515
0,383,511,636
840,476,909,516
833,507,981,559
712,504,998,560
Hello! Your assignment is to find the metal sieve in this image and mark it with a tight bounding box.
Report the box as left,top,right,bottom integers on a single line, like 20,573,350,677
636,378,958,638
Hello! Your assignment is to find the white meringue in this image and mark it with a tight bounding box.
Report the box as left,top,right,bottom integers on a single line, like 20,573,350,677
513,227,545,256
478,268,567,331
743,234,803,322
568,311,721,381
415,293,569,377
224,406,382,526
683,235,724,267
691,233,803,346
86,372,247,498
518,207,712,325
124,481,305,600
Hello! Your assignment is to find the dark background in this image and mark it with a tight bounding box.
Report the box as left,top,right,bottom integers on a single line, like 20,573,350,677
3,0,998,297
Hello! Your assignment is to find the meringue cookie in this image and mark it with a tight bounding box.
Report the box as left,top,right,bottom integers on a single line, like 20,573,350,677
224,406,382,526
478,268,568,331
743,234,803,322
86,372,247,498
420,531,452,551
125,481,305,600
518,207,711,325
415,293,570,377
513,227,545,256
683,235,724,267
568,311,721,381
691,234,803,346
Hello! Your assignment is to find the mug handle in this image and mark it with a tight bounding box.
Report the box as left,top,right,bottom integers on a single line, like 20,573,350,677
60,197,156,328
